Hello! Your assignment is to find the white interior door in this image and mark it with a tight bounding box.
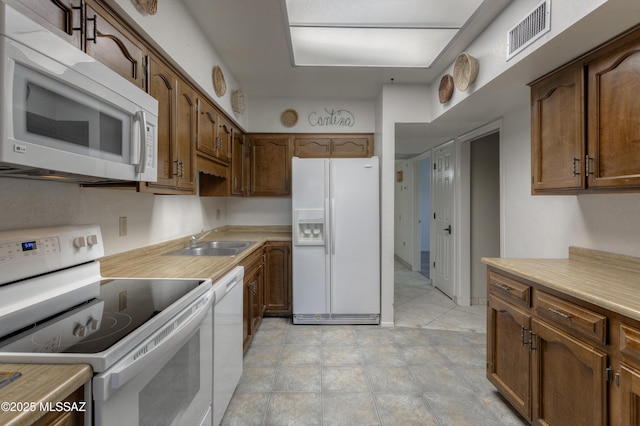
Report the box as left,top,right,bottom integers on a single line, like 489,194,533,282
432,142,455,299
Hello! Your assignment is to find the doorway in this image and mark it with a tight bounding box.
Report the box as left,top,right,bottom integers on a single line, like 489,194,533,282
419,156,431,279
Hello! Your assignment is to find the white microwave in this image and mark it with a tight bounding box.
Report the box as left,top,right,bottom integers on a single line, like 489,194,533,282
0,2,158,183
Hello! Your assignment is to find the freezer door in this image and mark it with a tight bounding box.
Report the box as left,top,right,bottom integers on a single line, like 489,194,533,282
292,158,330,315
330,158,380,315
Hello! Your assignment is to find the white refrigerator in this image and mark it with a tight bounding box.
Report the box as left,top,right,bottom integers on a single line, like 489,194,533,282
292,157,380,324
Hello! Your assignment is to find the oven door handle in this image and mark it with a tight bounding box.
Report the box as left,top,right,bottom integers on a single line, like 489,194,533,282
93,290,213,402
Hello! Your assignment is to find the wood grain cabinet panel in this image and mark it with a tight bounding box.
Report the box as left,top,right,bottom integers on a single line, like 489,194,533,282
293,135,373,158
174,82,197,192
140,55,177,192
487,295,532,420
15,0,83,49
530,62,585,193
531,318,608,425
230,128,245,196
248,135,292,196
619,363,640,425
263,242,292,316
84,0,147,90
587,35,640,189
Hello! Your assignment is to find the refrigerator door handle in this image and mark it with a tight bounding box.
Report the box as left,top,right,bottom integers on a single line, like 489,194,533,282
331,197,336,255
325,198,330,255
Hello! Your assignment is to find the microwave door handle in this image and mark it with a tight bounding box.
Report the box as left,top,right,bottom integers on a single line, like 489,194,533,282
93,291,213,402
135,110,148,175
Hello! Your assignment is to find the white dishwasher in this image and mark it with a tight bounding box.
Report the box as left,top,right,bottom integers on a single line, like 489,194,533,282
211,266,244,426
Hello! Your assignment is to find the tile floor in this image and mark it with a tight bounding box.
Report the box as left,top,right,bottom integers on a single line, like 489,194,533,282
220,261,525,425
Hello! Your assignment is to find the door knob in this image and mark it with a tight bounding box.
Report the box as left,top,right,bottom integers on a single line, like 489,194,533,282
444,225,452,234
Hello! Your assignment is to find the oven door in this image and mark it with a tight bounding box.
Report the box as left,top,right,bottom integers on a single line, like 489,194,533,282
92,289,213,426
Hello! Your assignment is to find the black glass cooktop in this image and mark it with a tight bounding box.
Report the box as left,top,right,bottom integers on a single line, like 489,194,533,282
0,278,205,354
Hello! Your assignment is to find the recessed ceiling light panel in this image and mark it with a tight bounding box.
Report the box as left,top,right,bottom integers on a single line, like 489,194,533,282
290,27,458,67
284,0,484,68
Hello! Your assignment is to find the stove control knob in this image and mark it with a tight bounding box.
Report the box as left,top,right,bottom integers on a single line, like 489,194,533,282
87,317,99,330
73,237,86,249
86,235,99,246
73,324,87,338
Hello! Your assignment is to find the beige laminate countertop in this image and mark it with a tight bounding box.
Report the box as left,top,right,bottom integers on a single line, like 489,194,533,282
482,246,640,322
100,225,292,280
0,363,92,426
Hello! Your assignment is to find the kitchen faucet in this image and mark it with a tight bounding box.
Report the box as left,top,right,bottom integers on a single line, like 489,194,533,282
190,229,217,247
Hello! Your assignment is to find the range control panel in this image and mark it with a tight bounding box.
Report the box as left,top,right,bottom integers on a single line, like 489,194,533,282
0,224,104,285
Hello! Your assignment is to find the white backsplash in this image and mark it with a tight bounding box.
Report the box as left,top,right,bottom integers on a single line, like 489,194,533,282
0,177,228,256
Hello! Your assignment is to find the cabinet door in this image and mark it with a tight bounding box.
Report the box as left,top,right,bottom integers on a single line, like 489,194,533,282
84,1,146,90
587,38,640,189
175,82,197,192
243,278,252,353
264,242,292,315
530,62,585,192
16,0,83,48
249,136,291,196
293,137,331,158
230,128,245,196
331,136,372,158
487,296,532,420
196,98,218,158
619,363,640,425
217,114,232,163
143,55,177,190
531,318,607,425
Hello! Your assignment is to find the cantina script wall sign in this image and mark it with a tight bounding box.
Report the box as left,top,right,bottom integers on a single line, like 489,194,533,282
308,108,355,128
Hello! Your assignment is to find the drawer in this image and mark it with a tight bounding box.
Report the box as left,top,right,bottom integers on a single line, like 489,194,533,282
534,291,607,345
620,323,640,364
488,270,531,308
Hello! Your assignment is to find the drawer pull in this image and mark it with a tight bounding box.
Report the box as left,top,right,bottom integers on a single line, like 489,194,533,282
548,307,572,320
495,283,512,292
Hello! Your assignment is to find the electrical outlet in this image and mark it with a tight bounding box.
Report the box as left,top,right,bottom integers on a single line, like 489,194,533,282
119,216,127,237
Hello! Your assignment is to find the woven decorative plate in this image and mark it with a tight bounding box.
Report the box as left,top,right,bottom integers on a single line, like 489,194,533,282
213,66,226,97
453,52,479,91
135,0,157,15
231,89,246,115
281,109,298,127
438,74,454,103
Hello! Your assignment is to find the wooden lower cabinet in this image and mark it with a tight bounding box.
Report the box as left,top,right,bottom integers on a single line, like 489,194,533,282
531,317,607,425
241,248,265,353
33,386,85,426
486,267,640,425
619,364,640,425
263,242,292,316
487,296,532,420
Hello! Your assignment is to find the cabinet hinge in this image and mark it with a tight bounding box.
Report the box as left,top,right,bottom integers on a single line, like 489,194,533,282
615,370,620,387
606,366,613,384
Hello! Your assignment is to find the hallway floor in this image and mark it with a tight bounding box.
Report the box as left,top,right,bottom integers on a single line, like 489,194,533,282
220,262,525,425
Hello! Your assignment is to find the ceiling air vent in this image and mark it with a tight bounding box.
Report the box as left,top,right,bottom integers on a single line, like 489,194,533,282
507,0,551,60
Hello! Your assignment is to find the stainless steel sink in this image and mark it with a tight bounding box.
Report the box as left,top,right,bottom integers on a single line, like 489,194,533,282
166,241,256,257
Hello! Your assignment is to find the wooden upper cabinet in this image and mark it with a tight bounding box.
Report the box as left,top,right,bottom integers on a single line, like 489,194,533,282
84,0,147,90
174,81,197,192
15,0,83,49
587,34,640,189
332,136,373,157
531,25,640,194
196,98,219,158
293,134,373,158
231,128,245,196
217,115,232,163
530,62,585,193
142,55,177,191
249,135,292,196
